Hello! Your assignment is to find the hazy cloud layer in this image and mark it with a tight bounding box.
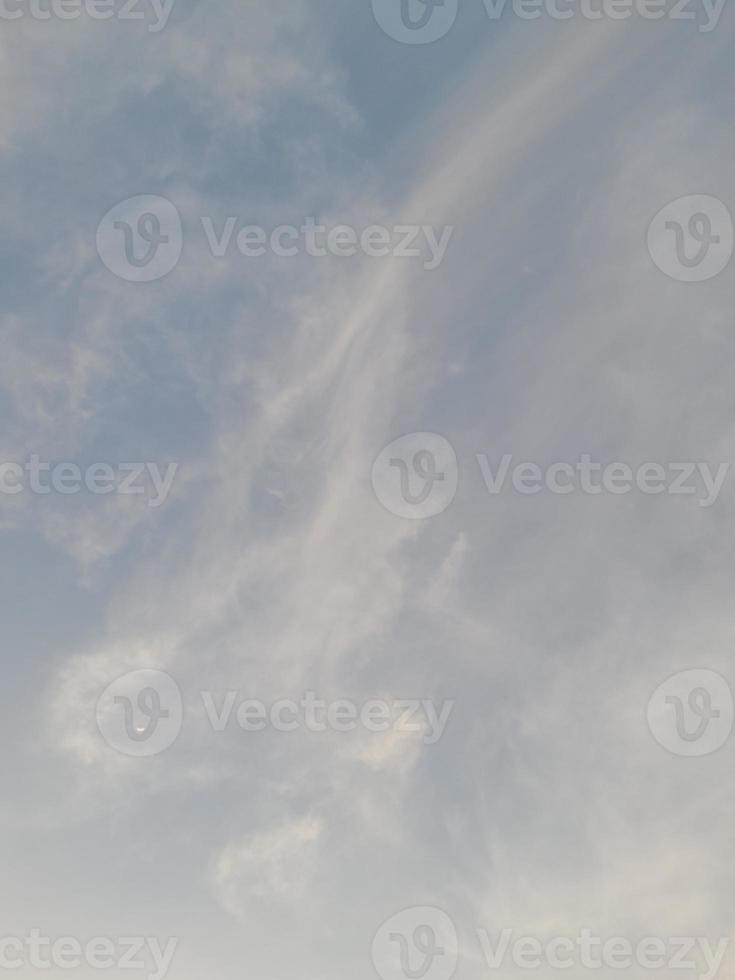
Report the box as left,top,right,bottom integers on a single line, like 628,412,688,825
1,3,734,980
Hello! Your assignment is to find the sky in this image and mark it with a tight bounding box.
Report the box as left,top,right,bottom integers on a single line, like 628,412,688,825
1,2,735,980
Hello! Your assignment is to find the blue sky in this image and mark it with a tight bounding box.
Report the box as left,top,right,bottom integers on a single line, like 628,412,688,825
1,2,734,980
